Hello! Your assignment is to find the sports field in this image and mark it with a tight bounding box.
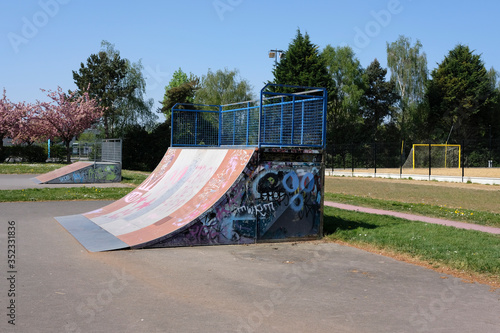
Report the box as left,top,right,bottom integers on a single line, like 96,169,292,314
330,167,500,178
325,175,500,214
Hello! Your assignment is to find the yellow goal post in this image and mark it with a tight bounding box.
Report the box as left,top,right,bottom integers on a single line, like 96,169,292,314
410,144,461,169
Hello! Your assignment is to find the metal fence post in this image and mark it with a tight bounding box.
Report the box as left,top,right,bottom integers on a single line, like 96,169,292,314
280,97,284,145
246,102,250,146
218,106,222,147
462,140,465,182
291,95,296,145
351,143,354,175
428,142,431,180
171,108,175,146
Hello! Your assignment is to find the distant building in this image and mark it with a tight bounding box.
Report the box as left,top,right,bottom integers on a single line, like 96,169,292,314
2,137,13,146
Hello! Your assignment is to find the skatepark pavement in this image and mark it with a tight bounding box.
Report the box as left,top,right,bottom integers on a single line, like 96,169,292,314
1,200,499,332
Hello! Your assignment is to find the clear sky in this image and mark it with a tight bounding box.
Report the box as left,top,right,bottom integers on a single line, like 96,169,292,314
1,0,499,121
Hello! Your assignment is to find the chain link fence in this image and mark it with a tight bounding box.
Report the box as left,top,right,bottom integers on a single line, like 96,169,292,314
72,139,122,163
326,138,500,180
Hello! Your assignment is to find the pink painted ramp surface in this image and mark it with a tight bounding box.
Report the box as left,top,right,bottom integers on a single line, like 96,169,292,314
34,161,93,184
82,148,255,248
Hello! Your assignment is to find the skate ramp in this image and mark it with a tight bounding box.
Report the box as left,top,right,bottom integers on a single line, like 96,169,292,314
33,161,121,184
55,148,256,251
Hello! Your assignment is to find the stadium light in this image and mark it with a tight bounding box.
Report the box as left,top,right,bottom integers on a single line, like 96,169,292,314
268,49,284,67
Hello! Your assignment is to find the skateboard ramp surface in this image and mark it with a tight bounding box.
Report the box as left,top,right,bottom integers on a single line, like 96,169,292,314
56,148,257,251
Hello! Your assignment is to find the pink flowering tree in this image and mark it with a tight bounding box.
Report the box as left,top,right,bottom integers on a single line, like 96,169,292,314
36,87,104,163
1,90,54,147
9,101,43,145
0,89,15,148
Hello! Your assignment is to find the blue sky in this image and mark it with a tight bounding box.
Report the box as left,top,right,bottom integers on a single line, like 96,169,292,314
1,0,499,121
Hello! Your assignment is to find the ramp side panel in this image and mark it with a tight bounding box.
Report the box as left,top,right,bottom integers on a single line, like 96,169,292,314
250,162,322,239
34,162,92,184
117,149,255,247
34,162,121,184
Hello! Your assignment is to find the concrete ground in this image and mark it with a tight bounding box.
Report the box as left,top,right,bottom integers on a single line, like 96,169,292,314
1,200,499,333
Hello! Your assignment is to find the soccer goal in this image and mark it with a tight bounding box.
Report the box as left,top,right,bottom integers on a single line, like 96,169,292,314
403,144,461,169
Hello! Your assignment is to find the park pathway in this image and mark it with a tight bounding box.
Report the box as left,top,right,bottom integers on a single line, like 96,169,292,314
324,201,500,235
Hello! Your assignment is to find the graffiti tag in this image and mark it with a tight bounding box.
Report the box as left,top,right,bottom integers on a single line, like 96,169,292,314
236,203,275,217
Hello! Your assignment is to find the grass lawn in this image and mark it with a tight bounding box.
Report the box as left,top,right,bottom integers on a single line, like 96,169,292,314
0,187,133,202
325,192,500,228
325,176,500,214
121,169,150,186
325,176,500,228
0,163,62,174
324,206,500,283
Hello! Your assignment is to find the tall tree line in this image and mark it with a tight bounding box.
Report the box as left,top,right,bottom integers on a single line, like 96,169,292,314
268,30,500,150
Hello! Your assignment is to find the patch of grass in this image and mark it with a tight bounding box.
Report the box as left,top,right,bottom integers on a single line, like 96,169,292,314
325,176,500,214
0,163,62,174
0,187,133,202
121,169,150,186
324,206,500,277
325,192,500,228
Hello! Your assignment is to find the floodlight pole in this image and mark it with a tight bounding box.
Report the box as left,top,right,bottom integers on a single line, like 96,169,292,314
268,49,284,67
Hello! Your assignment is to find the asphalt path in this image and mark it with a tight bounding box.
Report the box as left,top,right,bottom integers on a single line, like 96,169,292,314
1,201,499,333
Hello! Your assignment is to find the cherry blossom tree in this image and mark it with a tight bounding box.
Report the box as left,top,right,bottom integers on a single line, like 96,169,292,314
0,89,15,148
2,89,50,146
9,101,43,145
36,87,104,163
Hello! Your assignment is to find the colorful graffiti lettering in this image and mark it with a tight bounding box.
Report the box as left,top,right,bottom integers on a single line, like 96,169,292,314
52,163,121,184
59,175,71,182
235,203,275,217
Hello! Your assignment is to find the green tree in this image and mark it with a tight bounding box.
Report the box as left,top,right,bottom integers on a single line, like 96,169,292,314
160,68,199,115
386,35,428,142
271,29,333,93
426,44,496,142
113,61,157,136
360,59,399,142
321,45,366,144
73,41,156,138
163,68,194,95
195,68,253,105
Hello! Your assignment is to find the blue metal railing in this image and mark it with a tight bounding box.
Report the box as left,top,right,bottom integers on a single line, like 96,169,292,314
171,84,327,148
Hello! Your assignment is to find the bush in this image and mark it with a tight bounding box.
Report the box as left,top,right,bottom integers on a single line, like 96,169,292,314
44,144,67,163
0,147,7,162
24,145,46,162
122,122,170,171
2,145,46,163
